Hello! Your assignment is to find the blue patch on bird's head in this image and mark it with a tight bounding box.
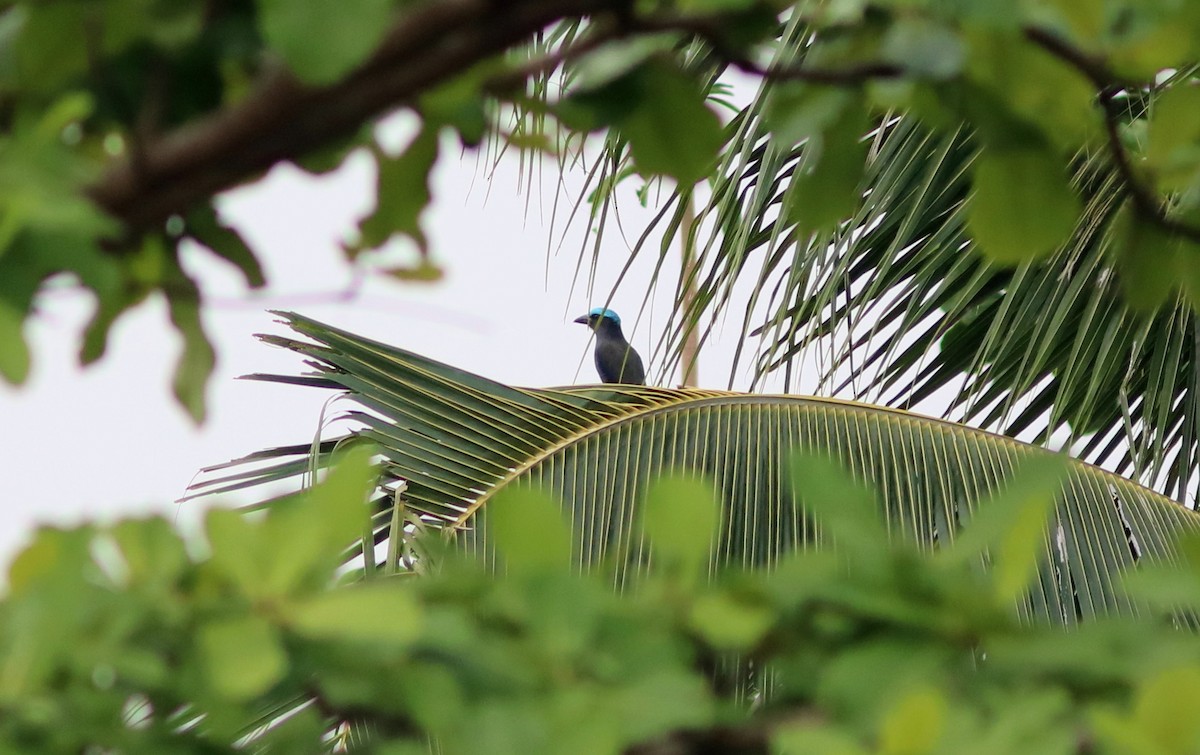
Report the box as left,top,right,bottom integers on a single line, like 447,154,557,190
588,307,621,324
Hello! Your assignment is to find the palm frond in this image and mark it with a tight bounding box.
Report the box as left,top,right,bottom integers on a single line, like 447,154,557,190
556,34,1200,507
190,313,1200,626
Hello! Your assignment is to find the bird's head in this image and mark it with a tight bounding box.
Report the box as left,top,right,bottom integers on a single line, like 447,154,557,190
573,307,623,333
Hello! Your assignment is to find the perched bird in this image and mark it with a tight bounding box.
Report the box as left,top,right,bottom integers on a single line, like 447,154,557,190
574,307,646,385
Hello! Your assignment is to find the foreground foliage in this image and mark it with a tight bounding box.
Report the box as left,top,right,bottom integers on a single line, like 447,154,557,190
6,449,1200,753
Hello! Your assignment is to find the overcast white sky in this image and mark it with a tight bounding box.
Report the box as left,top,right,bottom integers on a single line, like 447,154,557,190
0,111,795,567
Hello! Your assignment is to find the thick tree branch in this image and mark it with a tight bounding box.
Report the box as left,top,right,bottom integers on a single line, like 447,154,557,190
85,0,1200,252
87,0,613,236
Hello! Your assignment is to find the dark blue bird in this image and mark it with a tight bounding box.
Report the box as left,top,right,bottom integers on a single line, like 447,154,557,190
574,308,646,385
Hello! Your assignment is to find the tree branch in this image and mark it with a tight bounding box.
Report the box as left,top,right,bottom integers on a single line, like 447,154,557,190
85,1,1200,252
633,11,903,84
1024,25,1200,245
87,0,614,237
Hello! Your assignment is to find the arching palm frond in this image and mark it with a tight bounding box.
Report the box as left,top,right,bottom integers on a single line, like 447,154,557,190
190,313,1200,627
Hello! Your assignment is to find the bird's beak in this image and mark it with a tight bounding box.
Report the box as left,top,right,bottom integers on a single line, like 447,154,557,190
573,315,589,325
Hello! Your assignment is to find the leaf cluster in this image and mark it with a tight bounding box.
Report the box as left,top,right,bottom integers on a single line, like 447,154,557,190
6,450,1200,753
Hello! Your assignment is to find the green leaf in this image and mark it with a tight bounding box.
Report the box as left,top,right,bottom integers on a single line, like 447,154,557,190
15,4,89,89
786,101,869,234
765,84,854,147
554,73,641,133
642,474,721,577
421,72,489,146
940,454,1066,603
259,444,377,595
166,278,215,424
967,146,1081,263
1112,203,1179,312
197,615,287,701
488,485,572,575
205,445,377,598
965,31,1098,150
1133,666,1200,753
255,0,394,85
353,127,440,255
6,526,94,595
878,687,946,755
789,453,888,563
1146,84,1200,192
1121,564,1200,610
0,299,29,384
110,516,189,587
614,670,714,744
622,61,725,185
287,582,422,644
881,18,965,79
688,590,774,651
205,507,261,594
186,204,265,288
570,35,680,92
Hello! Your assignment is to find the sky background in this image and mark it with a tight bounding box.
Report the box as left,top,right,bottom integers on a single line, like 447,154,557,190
0,110,794,568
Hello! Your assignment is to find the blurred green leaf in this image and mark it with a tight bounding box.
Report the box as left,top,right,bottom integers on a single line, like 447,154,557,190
0,300,29,384
1122,563,1200,609
1146,84,1200,192
422,72,489,146
790,453,888,564
353,127,440,256
622,60,725,185
688,589,774,651
765,84,854,147
786,100,869,234
489,485,572,575
642,474,721,578
258,444,377,595
255,0,394,85
206,445,376,598
571,35,680,92
939,454,1066,603
612,670,714,745
186,204,265,288
879,687,946,755
965,31,1098,150
15,4,88,89
882,18,964,79
6,526,94,595
967,146,1081,263
818,640,952,727
166,277,215,424
205,506,261,594
287,582,422,644
1134,666,1200,754
109,516,189,587
197,615,287,701
1112,203,1181,313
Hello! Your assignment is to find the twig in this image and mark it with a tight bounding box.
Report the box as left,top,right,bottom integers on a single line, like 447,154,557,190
1024,25,1200,244
729,56,903,84
635,11,903,84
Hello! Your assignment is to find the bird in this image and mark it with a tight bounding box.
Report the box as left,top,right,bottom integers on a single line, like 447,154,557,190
573,307,646,385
